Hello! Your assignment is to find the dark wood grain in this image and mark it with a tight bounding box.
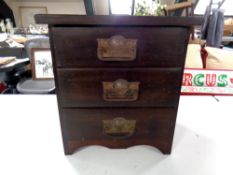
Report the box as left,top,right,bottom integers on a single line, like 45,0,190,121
37,15,200,155
35,14,203,27
62,108,177,154
52,27,190,68
57,68,182,107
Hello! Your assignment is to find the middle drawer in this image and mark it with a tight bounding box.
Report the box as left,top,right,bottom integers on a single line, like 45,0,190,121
57,68,182,108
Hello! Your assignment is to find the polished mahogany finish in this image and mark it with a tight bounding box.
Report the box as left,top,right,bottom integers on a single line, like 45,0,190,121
36,15,202,155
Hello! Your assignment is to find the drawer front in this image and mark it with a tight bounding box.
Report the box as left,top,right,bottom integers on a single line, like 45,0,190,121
56,68,182,107
62,108,176,143
51,27,189,68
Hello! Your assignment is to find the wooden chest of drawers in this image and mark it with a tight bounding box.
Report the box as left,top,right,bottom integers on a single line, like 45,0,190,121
36,15,202,155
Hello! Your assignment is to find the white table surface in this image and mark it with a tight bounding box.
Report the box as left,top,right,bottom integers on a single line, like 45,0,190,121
0,95,232,175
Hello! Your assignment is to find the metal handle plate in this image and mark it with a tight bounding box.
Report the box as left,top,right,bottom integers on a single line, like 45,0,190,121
103,79,140,101
97,35,137,61
103,117,136,139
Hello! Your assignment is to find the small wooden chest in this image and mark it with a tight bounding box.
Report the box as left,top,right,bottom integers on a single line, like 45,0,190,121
36,15,202,155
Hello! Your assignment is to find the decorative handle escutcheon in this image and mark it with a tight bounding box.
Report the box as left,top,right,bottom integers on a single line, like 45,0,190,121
103,117,136,139
97,35,137,61
103,79,140,101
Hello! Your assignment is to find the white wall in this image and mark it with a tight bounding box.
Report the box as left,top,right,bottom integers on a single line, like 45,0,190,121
6,0,199,27
93,0,109,15
93,0,198,15
10,0,86,27
93,0,175,15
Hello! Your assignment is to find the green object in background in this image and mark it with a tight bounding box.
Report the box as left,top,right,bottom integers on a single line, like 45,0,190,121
84,0,95,15
134,0,166,16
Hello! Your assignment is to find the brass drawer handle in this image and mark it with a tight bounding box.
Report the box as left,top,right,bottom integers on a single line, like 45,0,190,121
97,35,137,61
103,79,140,101
103,117,136,139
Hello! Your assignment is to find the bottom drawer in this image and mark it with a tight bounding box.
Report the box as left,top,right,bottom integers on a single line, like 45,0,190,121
61,108,178,154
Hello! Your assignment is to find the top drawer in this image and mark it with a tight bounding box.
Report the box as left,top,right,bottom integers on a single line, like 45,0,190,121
51,27,189,68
